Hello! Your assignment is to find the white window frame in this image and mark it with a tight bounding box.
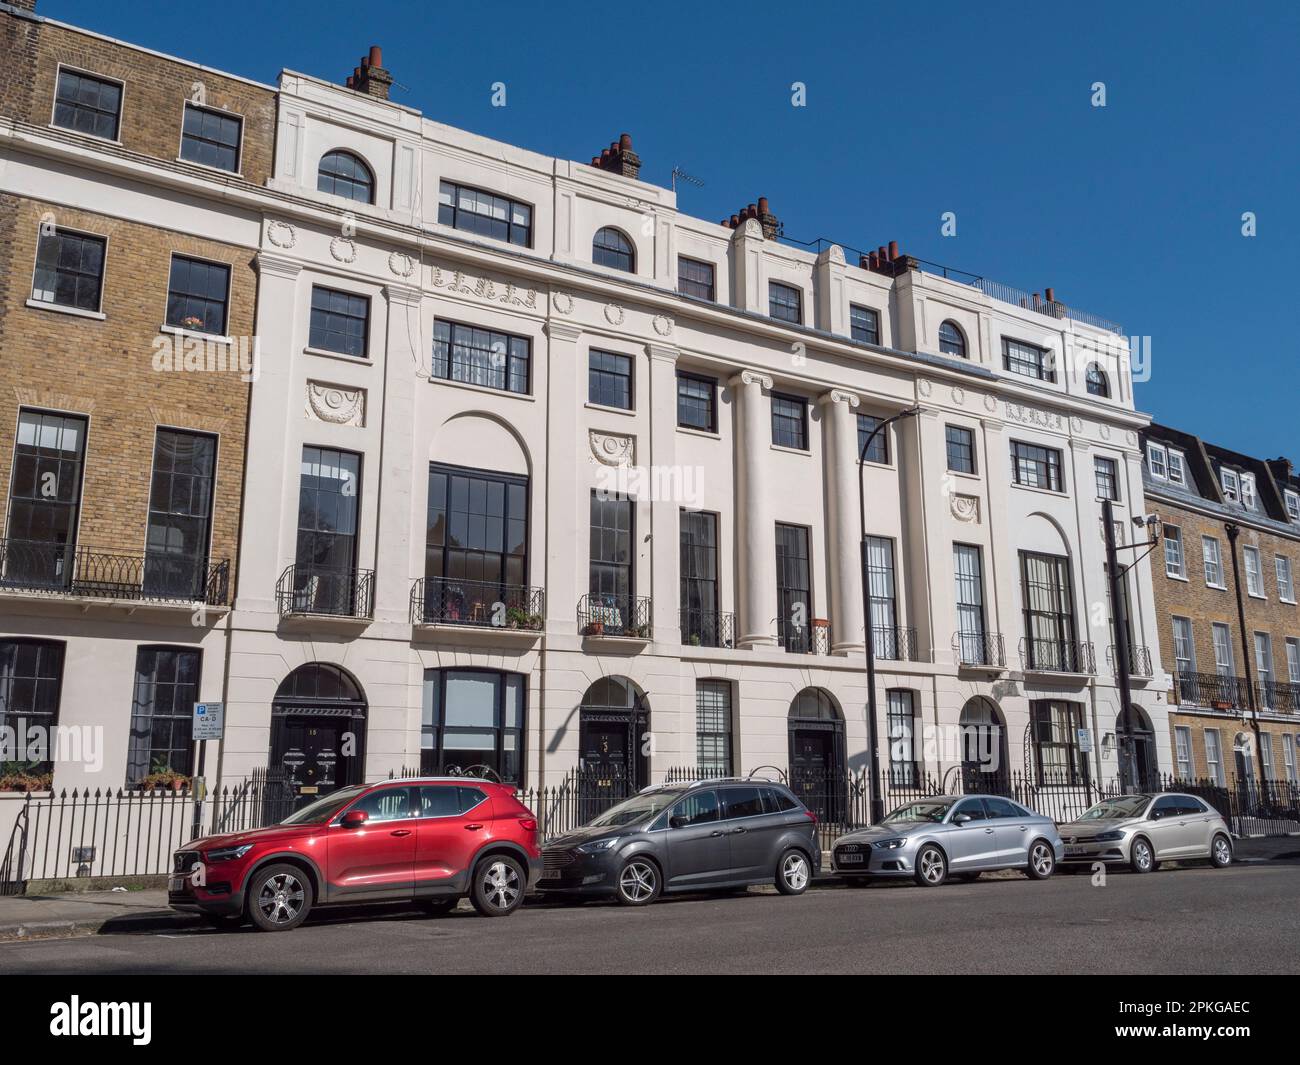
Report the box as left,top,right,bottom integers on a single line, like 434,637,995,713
1240,472,1257,510
1166,449,1186,486
1212,623,1234,676
1174,726,1192,779
1147,443,1168,480
1260,732,1274,781
1163,525,1185,578
1255,631,1274,707
1286,489,1300,523
1221,467,1240,503
1286,638,1300,685
1205,728,1225,787
1243,546,1264,598
1276,556,1294,603
1202,536,1224,588
1284,736,1297,784
1172,616,1196,676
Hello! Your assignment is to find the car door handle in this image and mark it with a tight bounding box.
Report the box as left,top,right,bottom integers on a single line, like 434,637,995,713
1019,826,1028,832
390,829,412,837
983,828,994,834
464,824,484,831
730,827,747,835
709,831,724,837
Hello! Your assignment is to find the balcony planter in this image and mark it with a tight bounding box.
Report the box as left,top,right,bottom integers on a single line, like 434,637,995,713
583,621,605,637
139,771,189,792
1211,700,1233,710
0,769,54,793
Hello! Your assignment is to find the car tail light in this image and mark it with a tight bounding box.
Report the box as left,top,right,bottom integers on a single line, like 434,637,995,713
804,809,818,825
519,818,538,832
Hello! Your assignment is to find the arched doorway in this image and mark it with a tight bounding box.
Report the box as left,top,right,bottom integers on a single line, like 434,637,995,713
1118,705,1158,791
578,676,650,794
958,697,1009,794
270,663,367,806
787,688,846,821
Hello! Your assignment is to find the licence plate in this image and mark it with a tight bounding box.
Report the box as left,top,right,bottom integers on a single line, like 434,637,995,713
1065,845,1090,857
168,875,188,893
838,853,864,864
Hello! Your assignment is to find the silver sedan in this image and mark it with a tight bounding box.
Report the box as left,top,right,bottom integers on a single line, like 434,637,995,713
1058,793,1233,873
830,795,1064,887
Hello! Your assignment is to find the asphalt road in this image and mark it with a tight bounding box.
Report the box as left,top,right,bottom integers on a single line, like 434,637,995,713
2,862,1297,975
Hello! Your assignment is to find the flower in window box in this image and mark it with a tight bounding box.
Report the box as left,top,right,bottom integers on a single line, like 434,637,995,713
180,315,206,332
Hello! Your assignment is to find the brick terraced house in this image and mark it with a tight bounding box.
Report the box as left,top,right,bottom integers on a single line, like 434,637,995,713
1142,423,1300,796
0,0,269,812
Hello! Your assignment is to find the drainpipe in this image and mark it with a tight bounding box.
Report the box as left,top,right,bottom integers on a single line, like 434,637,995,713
1223,523,1269,802
1102,499,1136,790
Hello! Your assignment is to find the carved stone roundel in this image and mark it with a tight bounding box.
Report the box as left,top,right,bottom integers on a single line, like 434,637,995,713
306,382,365,427
330,236,357,263
652,315,674,336
604,303,625,326
388,251,415,278
268,221,296,248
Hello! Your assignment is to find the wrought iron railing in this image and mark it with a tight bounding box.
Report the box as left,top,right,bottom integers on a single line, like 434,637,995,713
1019,637,1096,674
680,607,736,648
577,593,652,638
276,564,374,619
410,576,544,630
0,538,229,605
1107,644,1154,678
778,619,831,655
1255,680,1300,715
1174,671,1250,710
873,625,918,661
952,630,1006,667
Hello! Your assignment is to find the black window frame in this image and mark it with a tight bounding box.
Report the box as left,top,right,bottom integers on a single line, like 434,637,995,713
768,281,802,324
31,226,106,313
775,521,813,652
850,304,880,344
1002,337,1056,382
309,285,370,358
1094,455,1119,501
431,319,531,395
677,256,716,301
592,227,635,271
294,445,362,598
165,254,230,336
857,413,889,465
318,150,375,205
588,349,634,410
695,679,733,777
52,67,122,141
887,689,919,786
127,645,202,786
437,180,533,248
1085,362,1110,397
0,638,66,780
680,508,719,627
676,370,717,433
771,393,808,451
939,320,967,358
6,408,88,587
1011,440,1064,492
425,462,530,592
946,424,976,474
144,427,217,599
1020,551,1079,672
1029,699,1090,787
589,490,635,602
179,101,242,174
420,667,527,784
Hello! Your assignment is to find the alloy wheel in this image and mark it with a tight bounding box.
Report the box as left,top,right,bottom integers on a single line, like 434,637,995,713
782,853,810,891
1213,836,1231,866
619,860,657,903
1134,841,1152,870
258,872,305,926
1031,843,1054,876
481,860,521,910
919,848,944,884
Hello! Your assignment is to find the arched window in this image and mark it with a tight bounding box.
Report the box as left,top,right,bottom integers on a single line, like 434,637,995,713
593,226,635,272
317,150,374,204
1085,363,1110,397
938,320,967,358
789,687,840,722
275,662,365,703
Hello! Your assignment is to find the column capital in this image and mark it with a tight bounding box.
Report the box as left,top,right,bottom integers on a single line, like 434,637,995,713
728,368,773,391
544,320,583,342
647,343,679,365
979,417,1006,433
256,253,302,280
384,282,422,307
817,388,860,409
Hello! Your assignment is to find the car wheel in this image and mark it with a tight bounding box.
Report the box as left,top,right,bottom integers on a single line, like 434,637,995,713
246,864,312,932
1210,833,1233,868
1026,839,1056,880
775,849,811,895
470,856,525,916
419,897,459,916
1129,837,1155,874
914,844,947,887
615,857,661,906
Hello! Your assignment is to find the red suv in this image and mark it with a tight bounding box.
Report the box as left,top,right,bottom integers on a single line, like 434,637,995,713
169,778,542,931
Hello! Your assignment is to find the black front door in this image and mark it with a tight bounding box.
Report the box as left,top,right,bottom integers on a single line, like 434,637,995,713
577,713,646,822
273,715,348,807
788,728,842,822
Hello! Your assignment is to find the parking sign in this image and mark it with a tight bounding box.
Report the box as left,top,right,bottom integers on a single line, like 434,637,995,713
192,701,225,741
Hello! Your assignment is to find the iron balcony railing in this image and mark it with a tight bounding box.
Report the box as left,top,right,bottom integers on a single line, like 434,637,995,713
952,631,1007,668
777,619,831,655
1019,637,1096,674
873,625,918,662
0,538,229,606
276,564,374,620
1255,680,1300,715
578,593,652,639
680,607,736,648
410,576,544,630
1174,671,1250,711
1106,644,1154,678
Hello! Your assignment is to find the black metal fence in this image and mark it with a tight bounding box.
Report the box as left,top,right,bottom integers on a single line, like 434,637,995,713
577,593,652,638
873,625,918,661
952,631,1006,668
0,538,230,605
276,564,374,619
777,619,832,655
1019,637,1096,674
410,576,544,629
680,608,735,648
1107,644,1154,678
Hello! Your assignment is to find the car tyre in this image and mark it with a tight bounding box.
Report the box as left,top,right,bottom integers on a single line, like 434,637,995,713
615,856,661,906
775,849,811,895
914,844,947,887
419,897,460,916
1129,837,1155,874
1210,833,1233,868
246,863,312,932
470,856,525,916
1026,839,1056,880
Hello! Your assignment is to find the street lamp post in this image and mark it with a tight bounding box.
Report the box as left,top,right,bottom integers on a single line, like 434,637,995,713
859,405,922,824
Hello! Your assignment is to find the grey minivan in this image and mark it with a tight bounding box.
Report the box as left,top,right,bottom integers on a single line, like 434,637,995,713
537,778,822,905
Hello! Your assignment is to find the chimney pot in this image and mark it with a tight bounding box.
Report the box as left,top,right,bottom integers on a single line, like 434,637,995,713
888,240,899,260
346,75,355,88
730,214,740,227
1045,287,1055,303
619,132,633,150
368,45,383,68
757,196,769,214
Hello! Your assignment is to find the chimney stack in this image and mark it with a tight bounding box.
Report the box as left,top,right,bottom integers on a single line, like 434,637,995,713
589,132,641,180
350,45,393,100
722,196,780,238
1045,287,1055,304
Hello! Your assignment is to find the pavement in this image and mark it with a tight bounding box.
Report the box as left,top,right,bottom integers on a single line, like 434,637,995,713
0,848,1297,973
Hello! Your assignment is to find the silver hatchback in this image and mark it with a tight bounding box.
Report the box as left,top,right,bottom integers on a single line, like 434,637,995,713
831,795,1064,887
1058,793,1233,873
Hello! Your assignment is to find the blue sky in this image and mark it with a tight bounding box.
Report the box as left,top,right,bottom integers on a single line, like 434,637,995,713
41,0,1300,459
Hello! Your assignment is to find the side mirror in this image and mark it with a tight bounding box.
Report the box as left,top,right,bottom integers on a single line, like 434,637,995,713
341,809,369,828
952,813,972,825
669,815,688,830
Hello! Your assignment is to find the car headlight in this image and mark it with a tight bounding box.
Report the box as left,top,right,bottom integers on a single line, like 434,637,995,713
205,844,253,862
872,837,907,850
576,837,621,854
1092,831,1124,842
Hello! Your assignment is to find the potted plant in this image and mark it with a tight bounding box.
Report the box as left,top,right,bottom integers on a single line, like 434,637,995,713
526,612,544,631
583,620,604,637
0,764,53,793
180,315,205,332
690,633,702,646
505,606,529,629
634,622,653,639
140,759,189,792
